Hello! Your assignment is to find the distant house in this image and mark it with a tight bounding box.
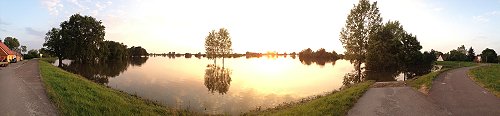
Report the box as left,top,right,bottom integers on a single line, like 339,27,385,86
475,55,481,63
0,42,16,63
437,55,444,61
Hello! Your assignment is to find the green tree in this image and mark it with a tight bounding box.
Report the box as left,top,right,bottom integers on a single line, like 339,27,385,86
467,47,475,62
481,48,498,63
101,41,128,61
339,0,382,82
128,46,148,57
398,29,423,79
366,21,402,74
60,14,106,63
3,37,20,52
43,28,66,67
204,28,233,65
21,45,27,53
23,49,40,59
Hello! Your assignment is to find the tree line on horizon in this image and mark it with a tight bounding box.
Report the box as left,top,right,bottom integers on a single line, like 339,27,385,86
437,45,499,63
42,14,148,67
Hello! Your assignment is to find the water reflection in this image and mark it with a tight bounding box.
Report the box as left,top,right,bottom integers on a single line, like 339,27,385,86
299,57,337,66
204,64,232,94
129,57,148,66
57,57,148,84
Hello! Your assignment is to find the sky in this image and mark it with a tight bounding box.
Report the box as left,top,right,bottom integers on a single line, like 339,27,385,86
0,0,499,54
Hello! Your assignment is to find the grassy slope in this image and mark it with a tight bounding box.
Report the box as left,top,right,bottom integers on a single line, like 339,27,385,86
469,64,500,97
408,61,477,93
248,81,374,116
39,60,191,115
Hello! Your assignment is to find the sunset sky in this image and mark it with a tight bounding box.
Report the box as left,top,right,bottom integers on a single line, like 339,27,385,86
1,0,499,54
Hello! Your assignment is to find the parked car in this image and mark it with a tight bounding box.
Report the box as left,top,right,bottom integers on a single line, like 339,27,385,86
10,58,17,63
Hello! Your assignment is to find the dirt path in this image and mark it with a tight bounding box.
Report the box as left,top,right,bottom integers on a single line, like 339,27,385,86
429,66,500,116
0,59,57,115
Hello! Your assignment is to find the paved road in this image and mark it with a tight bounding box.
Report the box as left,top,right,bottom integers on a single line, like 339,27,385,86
348,87,450,116
0,59,57,116
430,66,500,116
349,65,500,116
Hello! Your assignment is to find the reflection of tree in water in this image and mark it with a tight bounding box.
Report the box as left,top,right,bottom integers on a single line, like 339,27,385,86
129,57,148,66
342,69,399,86
204,64,232,95
299,58,337,66
61,58,137,84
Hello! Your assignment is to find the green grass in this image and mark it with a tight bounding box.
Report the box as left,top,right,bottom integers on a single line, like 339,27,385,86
408,61,477,93
246,81,374,116
469,64,500,97
39,60,193,115
436,61,476,69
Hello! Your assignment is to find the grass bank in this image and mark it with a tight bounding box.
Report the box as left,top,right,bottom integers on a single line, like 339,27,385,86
408,61,477,94
245,81,374,116
39,60,192,115
469,64,500,97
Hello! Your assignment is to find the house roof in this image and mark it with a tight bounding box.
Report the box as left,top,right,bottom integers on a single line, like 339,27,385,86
0,42,15,55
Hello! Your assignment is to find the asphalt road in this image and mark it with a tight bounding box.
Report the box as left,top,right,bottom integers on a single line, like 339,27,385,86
348,65,500,116
0,59,57,116
430,66,500,116
348,87,450,116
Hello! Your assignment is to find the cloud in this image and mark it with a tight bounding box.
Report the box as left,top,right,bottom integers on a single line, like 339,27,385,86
25,27,44,36
42,0,64,15
473,11,500,23
0,18,8,32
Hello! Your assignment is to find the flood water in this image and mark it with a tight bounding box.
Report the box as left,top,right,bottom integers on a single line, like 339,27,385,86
52,56,403,114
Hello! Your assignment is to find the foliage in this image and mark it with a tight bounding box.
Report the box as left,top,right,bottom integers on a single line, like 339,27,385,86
204,28,232,57
298,48,339,66
60,14,106,63
481,48,498,63
339,0,382,81
469,64,500,97
246,81,374,115
445,45,469,61
467,47,475,61
3,37,20,51
21,45,27,53
39,60,192,115
23,49,40,59
366,21,403,73
128,46,148,57
43,28,65,66
101,41,129,61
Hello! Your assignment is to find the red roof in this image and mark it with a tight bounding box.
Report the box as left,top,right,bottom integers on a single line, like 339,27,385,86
0,42,15,55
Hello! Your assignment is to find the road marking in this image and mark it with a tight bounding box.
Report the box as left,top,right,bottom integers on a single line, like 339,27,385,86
441,83,446,84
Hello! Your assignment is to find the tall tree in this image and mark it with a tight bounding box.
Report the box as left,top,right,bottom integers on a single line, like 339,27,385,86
204,28,233,65
339,0,382,82
43,28,66,67
3,37,20,51
467,47,475,62
481,48,498,63
60,14,106,63
366,21,402,76
20,45,27,53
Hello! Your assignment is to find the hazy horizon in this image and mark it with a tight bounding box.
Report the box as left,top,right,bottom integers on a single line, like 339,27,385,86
1,0,499,54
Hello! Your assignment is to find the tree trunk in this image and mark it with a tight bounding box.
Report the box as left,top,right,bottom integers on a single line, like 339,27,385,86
356,62,362,83
58,57,63,67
